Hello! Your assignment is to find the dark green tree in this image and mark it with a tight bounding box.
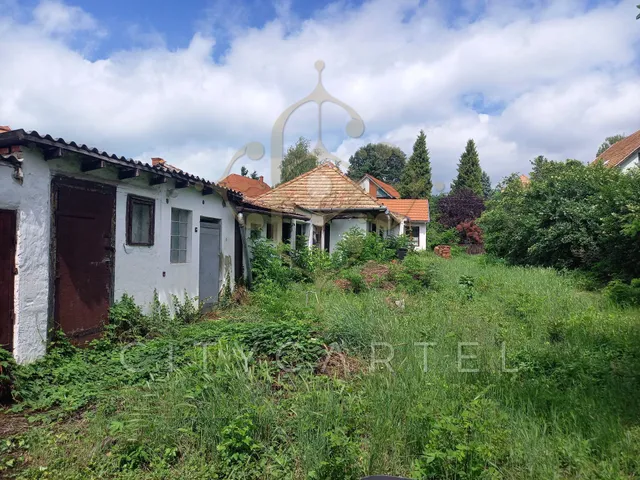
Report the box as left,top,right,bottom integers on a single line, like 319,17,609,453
346,143,406,185
240,166,249,177
596,134,626,158
451,139,483,196
250,171,259,180
399,130,432,198
280,137,318,183
481,170,492,198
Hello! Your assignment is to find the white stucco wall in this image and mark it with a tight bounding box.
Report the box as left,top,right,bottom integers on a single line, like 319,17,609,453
620,151,640,172
2,147,237,363
328,217,367,253
0,150,51,364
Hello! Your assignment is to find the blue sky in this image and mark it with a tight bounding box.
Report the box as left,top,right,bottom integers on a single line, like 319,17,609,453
0,0,639,188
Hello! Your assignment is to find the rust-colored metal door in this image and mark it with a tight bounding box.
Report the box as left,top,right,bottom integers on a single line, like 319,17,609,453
0,210,16,352
53,177,115,342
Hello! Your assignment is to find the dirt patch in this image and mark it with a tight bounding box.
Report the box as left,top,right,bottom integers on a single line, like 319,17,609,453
0,412,30,438
361,261,390,285
334,279,351,291
316,348,365,379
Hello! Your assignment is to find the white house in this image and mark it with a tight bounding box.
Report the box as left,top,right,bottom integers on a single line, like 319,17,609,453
234,163,430,252
593,128,640,172
0,128,242,363
356,174,430,250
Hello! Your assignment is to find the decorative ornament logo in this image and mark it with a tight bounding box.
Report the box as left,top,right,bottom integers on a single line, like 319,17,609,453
220,60,365,185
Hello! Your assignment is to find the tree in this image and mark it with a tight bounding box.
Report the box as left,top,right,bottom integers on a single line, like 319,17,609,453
481,171,492,199
451,139,483,196
346,143,406,185
596,134,626,158
399,130,432,198
240,166,249,177
637,4,640,19
479,160,640,280
280,137,318,183
250,171,259,180
437,188,486,229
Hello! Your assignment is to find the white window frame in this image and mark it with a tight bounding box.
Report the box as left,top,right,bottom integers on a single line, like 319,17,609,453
171,208,191,263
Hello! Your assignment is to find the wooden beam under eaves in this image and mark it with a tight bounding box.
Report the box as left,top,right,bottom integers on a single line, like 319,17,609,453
174,179,189,189
149,175,168,186
118,168,140,180
81,160,105,172
43,147,63,161
202,186,214,195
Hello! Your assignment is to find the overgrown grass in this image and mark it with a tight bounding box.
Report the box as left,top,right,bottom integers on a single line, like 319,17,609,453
2,254,640,479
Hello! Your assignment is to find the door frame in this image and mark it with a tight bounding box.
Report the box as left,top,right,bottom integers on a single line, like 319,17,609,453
49,175,117,337
199,216,222,309
0,209,17,352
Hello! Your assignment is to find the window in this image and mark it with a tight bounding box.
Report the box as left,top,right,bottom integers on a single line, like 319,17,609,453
171,208,190,263
250,223,262,240
266,222,273,240
127,195,155,246
411,226,420,247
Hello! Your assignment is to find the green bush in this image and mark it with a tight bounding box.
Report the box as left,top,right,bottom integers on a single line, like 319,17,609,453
333,227,403,267
604,279,640,307
427,221,460,250
309,428,363,480
340,269,368,294
250,239,296,288
480,159,640,280
0,348,16,403
389,254,440,293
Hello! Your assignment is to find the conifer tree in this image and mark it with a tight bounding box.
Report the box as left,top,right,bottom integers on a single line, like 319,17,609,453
451,139,483,196
399,130,432,198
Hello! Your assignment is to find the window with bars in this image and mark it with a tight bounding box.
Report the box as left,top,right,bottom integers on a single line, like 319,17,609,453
126,195,155,246
170,208,190,263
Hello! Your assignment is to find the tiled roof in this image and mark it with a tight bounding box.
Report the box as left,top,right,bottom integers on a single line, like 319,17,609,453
257,163,384,211
363,174,400,198
0,129,242,200
519,174,530,185
220,173,271,199
593,129,640,168
379,199,430,222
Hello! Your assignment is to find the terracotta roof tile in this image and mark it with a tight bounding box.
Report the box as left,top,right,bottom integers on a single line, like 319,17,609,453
257,163,384,211
593,129,640,168
363,174,400,198
379,199,430,222
220,174,271,199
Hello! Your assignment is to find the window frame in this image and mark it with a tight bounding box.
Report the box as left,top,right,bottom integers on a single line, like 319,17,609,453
126,194,156,247
170,208,191,263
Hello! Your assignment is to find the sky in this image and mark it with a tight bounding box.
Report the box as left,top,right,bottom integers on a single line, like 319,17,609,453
1,0,639,190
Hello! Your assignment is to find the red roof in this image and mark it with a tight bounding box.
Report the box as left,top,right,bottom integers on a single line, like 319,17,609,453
593,129,640,168
220,173,271,199
362,174,400,198
379,199,430,222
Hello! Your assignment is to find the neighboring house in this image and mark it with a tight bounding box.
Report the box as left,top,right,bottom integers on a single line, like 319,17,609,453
220,173,271,199
248,164,430,252
358,174,430,250
358,174,401,199
0,127,243,363
519,174,531,185
593,129,640,172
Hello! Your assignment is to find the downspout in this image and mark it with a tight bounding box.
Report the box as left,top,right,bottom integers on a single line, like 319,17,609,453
233,209,253,290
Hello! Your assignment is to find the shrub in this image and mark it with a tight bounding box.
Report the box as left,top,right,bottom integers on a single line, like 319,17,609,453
216,414,263,477
389,254,440,293
480,159,640,280
250,239,295,288
309,428,363,480
456,220,483,245
411,397,510,479
107,293,147,340
333,227,399,267
604,279,640,307
0,348,16,403
427,222,459,250
171,291,203,324
340,269,368,294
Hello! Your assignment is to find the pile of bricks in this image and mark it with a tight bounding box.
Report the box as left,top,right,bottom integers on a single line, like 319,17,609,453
434,245,451,259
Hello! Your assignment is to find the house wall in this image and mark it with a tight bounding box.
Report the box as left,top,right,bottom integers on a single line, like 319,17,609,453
620,150,640,172
328,217,367,252
0,150,51,364
2,147,236,363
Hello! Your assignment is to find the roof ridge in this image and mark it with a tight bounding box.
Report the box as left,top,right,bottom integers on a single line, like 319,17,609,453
257,162,342,200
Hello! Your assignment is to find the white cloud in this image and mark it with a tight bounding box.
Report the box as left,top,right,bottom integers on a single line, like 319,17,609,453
32,0,104,37
0,0,639,187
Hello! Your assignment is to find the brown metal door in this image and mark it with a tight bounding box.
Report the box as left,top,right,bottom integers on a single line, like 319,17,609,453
53,177,115,342
0,210,16,352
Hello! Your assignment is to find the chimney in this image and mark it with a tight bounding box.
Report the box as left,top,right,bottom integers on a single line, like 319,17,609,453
152,157,165,167
259,176,264,183
0,126,11,133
